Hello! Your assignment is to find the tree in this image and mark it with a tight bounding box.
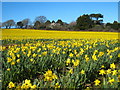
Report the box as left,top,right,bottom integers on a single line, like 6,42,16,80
2,20,15,29
0,22,2,28
22,18,30,28
45,20,51,30
90,13,103,20
34,21,41,29
106,21,120,31
52,20,55,23
56,19,63,25
106,23,112,27
68,21,76,30
17,21,24,28
90,14,96,20
45,20,51,25
90,13,103,25
76,14,93,30
35,16,47,23
118,23,120,29
69,21,76,26
111,21,119,30
2,22,7,29
95,14,103,21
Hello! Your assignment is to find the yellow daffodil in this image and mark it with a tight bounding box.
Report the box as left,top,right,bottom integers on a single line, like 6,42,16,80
112,70,117,75
42,51,47,56
17,59,20,63
109,78,115,84
92,54,97,61
94,79,100,86
110,63,116,69
11,61,15,65
69,53,74,57
7,57,12,63
72,59,80,67
30,58,34,62
21,79,32,89
55,83,60,88
7,68,10,71
99,69,105,75
85,55,89,62
80,69,85,74
66,58,71,65
69,69,73,74
25,79,31,84
98,52,104,57
44,70,58,81
109,55,113,59
17,54,20,58
31,85,37,89
106,69,111,74
101,65,105,68
118,53,120,57
33,53,37,57
8,82,15,88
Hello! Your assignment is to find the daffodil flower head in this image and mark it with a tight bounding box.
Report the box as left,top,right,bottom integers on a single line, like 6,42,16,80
110,63,116,69
99,69,106,75
8,82,15,88
94,79,100,86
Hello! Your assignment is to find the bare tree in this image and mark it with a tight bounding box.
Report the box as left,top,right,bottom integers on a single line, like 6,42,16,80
56,19,63,25
34,21,41,29
68,21,76,30
2,20,15,29
69,21,76,26
35,16,47,23
0,22,2,28
22,18,30,28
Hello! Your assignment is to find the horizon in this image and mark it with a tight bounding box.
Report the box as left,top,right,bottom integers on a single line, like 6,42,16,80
2,2,118,24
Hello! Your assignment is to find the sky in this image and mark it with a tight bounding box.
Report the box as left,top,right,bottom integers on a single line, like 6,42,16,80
2,0,120,2
2,2,118,24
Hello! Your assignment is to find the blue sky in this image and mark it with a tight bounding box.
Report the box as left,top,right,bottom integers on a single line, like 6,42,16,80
2,2,118,23
2,0,120,2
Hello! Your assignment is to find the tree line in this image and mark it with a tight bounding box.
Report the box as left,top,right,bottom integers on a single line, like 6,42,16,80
1,13,120,32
